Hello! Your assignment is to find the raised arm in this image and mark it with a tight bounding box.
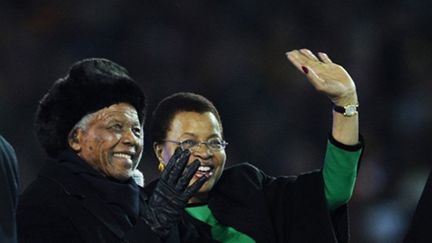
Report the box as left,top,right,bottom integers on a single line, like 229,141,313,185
286,49,362,211
286,49,358,145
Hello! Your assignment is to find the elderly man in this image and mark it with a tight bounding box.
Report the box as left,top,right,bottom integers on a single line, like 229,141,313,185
0,135,19,243
17,58,206,243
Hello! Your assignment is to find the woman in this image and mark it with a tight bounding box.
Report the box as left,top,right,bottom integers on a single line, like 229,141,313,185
145,49,363,242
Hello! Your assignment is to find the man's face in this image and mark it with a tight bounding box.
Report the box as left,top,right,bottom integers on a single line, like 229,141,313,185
70,103,143,180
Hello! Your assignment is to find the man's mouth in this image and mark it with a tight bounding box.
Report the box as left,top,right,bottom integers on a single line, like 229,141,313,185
113,153,132,159
195,165,214,178
112,152,135,166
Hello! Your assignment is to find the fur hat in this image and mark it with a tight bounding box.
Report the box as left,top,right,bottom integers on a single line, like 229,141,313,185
35,58,146,158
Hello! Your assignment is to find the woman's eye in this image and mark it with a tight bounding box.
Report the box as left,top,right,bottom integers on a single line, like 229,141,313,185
181,139,198,148
208,139,222,145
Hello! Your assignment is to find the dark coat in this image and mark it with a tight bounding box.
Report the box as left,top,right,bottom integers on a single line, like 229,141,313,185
145,163,349,243
17,159,167,243
0,135,19,243
404,170,432,243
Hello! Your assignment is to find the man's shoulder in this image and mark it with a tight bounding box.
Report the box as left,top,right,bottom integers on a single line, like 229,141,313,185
19,162,85,206
19,165,66,205
17,165,73,227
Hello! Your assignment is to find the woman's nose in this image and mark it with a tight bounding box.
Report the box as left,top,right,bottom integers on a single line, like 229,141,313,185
191,143,213,158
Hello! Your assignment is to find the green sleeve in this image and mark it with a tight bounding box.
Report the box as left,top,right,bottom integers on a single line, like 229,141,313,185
323,136,362,211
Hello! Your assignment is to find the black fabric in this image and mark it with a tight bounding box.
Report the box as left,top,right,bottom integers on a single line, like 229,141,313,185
404,169,432,242
144,163,350,243
17,152,169,243
59,150,140,230
142,148,207,239
0,135,19,243
328,133,363,152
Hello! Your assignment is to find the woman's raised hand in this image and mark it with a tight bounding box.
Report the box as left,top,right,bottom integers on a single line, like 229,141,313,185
286,49,358,106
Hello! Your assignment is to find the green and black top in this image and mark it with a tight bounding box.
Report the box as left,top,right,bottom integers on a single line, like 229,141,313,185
184,136,362,243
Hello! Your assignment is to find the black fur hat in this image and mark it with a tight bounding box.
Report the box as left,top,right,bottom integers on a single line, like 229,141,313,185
35,58,146,158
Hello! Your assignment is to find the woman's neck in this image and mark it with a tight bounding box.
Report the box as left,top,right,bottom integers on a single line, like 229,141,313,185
188,192,209,204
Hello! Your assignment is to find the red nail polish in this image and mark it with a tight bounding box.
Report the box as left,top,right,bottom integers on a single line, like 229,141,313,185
301,66,309,74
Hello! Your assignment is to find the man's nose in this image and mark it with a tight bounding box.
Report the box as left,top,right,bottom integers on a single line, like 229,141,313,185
122,129,140,146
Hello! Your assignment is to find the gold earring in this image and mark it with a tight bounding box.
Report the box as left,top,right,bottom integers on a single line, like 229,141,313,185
158,162,165,172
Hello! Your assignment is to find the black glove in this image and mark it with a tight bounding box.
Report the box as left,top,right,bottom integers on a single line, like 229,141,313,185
142,147,207,238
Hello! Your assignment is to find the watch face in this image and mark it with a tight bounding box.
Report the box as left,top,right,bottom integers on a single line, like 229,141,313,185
345,105,358,116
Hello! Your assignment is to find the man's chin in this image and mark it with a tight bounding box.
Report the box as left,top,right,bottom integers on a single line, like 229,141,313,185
108,170,133,181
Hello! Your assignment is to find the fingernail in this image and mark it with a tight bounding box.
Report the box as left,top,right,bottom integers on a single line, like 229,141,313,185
301,66,309,74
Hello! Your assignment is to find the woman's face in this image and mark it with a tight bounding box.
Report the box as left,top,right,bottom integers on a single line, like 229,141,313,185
155,111,226,198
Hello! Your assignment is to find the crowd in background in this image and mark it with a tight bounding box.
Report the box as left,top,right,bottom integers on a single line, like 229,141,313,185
1,1,432,242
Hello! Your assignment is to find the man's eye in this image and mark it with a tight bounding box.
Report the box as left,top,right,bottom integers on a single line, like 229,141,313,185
132,127,142,137
111,124,122,130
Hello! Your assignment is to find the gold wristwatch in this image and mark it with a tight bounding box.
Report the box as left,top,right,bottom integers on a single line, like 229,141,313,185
333,103,359,117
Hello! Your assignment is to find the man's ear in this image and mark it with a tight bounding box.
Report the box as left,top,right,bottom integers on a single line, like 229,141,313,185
153,142,165,164
68,128,83,152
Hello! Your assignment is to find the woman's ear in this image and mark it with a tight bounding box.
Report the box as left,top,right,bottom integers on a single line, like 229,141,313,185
153,142,165,164
68,128,82,152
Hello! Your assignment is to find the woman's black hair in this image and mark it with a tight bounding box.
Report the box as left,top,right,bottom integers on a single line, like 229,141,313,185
150,92,222,144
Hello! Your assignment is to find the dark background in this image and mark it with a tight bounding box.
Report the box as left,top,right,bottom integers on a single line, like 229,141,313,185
1,1,432,242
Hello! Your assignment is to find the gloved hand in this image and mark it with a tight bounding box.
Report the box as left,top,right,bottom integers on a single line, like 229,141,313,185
142,147,207,238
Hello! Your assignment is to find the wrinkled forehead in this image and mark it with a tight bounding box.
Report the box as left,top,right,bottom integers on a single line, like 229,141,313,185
76,103,141,128
94,103,139,121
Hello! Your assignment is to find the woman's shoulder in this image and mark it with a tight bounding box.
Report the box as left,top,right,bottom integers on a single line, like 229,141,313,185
217,163,268,188
224,162,261,172
219,163,318,189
